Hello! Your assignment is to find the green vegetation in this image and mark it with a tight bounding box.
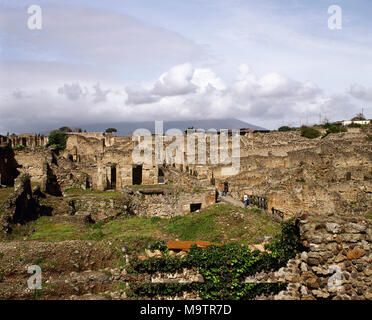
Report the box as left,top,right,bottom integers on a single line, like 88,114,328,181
47,130,67,151
25,217,83,242
366,134,372,142
322,125,347,138
12,144,26,150
278,126,296,132
3,204,281,246
166,210,220,242
105,128,117,133
127,219,301,300
300,126,321,139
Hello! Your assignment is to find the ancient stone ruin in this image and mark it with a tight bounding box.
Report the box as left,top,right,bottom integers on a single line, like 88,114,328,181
0,127,370,300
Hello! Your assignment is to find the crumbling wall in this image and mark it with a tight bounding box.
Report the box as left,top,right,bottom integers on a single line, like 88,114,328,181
13,148,51,185
0,145,19,186
0,174,50,233
271,212,371,300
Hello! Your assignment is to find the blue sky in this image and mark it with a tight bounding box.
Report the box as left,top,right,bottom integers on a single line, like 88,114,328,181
0,0,371,133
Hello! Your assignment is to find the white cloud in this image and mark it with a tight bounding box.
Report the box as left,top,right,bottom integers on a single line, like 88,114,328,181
0,62,362,134
153,63,197,96
348,84,372,102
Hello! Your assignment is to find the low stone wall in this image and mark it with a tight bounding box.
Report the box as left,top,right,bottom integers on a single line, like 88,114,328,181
271,212,371,300
68,196,130,221
129,189,216,218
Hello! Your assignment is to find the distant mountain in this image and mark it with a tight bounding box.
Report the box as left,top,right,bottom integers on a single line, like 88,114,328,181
80,119,267,136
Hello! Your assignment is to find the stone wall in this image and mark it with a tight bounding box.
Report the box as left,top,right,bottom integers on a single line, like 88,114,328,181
0,134,48,148
0,145,19,186
0,174,50,233
271,212,371,300
129,189,216,218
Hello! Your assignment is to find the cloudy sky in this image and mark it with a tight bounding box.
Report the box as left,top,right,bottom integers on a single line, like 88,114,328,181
0,0,371,134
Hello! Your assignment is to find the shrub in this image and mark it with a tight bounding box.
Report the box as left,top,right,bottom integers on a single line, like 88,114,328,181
322,125,347,138
47,131,67,151
105,128,117,133
300,126,321,139
12,145,26,150
149,240,168,253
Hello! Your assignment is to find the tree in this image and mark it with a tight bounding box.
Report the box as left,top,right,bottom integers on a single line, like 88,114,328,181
59,126,72,133
278,126,293,132
105,128,117,133
47,130,67,150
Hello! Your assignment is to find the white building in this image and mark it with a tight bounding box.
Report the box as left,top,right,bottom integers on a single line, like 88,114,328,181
342,120,371,126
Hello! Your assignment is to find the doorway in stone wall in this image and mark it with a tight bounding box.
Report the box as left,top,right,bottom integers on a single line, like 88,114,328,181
111,166,117,189
158,168,165,184
190,203,202,212
132,165,142,185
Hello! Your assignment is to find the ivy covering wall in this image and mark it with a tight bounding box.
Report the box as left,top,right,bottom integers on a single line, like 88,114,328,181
126,219,302,300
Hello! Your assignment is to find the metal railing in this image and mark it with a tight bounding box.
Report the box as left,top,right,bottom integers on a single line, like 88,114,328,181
247,195,268,210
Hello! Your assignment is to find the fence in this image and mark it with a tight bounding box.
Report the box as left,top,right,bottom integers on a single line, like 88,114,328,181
246,195,284,222
247,195,268,210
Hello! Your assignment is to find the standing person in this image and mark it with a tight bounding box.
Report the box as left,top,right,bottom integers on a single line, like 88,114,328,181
224,181,229,196
244,194,249,208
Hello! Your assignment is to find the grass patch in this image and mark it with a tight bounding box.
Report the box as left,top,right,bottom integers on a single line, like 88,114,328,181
29,221,83,242
5,204,281,246
167,210,221,242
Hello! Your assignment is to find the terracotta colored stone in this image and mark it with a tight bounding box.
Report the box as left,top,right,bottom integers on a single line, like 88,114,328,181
167,240,222,251
347,249,366,260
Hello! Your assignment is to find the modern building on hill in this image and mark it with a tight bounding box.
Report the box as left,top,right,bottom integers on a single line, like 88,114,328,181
342,119,371,126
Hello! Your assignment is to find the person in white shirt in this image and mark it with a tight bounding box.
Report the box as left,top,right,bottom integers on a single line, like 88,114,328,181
244,194,249,208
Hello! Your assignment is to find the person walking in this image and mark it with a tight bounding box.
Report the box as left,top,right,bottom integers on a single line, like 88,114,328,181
244,194,249,208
